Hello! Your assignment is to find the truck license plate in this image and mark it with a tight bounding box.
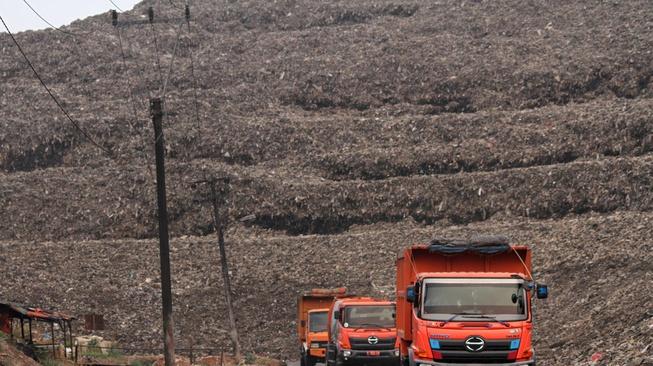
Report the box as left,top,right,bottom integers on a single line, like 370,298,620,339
367,351,380,356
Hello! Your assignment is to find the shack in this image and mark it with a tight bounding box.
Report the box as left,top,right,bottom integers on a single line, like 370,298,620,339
0,301,74,359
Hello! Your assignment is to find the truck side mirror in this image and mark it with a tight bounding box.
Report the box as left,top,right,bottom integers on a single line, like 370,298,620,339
536,284,549,299
301,320,306,327
333,310,340,320
406,285,416,303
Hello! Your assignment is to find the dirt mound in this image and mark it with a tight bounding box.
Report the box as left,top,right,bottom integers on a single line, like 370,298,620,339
0,211,651,364
0,338,40,366
2,154,653,239
1,0,653,365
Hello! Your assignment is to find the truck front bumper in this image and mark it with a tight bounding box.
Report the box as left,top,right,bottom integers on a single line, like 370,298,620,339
341,349,400,364
412,358,534,366
309,347,326,358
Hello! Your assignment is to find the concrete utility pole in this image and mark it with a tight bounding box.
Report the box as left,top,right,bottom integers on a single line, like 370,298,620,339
151,98,176,366
208,179,242,359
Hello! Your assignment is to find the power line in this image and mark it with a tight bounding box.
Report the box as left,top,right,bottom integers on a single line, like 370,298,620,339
148,7,165,87
0,14,112,155
184,4,202,139
113,16,156,179
21,0,98,102
108,0,124,12
161,22,185,100
21,0,76,36
168,0,184,10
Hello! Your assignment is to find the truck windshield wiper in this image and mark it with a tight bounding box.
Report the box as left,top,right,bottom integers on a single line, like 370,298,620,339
463,314,510,327
440,312,472,326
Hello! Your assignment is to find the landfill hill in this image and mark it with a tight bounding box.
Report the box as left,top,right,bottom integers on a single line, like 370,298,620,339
0,0,652,365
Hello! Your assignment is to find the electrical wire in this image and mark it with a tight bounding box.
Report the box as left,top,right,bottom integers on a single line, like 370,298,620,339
168,0,184,10
112,13,154,105
184,4,203,140
115,26,144,134
108,0,124,12
21,0,76,36
511,246,534,280
21,0,97,102
111,13,157,180
114,28,154,156
0,14,112,155
161,22,185,99
149,20,165,87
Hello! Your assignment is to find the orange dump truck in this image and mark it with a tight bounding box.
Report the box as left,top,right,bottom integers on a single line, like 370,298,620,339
396,236,548,366
326,297,400,366
298,288,348,366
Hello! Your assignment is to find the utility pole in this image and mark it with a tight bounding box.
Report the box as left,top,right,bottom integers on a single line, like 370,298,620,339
208,178,241,359
151,98,176,366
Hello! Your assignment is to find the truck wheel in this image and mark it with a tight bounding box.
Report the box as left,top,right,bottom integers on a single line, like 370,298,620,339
325,344,337,366
306,355,317,366
407,348,416,366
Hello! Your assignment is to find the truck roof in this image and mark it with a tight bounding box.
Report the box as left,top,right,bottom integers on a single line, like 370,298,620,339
415,271,529,280
335,297,395,306
397,237,532,280
298,288,350,342
307,308,329,314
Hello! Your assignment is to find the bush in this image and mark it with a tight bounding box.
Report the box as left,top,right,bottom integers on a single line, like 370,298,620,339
244,352,257,364
130,361,154,366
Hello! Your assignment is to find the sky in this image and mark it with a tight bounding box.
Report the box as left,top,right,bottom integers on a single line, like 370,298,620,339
0,0,140,33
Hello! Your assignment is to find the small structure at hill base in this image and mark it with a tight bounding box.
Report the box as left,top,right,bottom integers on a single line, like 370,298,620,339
0,301,75,360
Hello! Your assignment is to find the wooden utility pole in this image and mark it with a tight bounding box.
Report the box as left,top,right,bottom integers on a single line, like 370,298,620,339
151,97,176,366
208,179,241,359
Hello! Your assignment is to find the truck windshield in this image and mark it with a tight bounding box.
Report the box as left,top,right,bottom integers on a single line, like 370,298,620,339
421,280,527,321
343,305,395,328
309,311,328,332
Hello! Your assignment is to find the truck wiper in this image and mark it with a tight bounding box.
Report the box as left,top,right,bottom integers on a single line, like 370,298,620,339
440,312,470,326
463,314,510,327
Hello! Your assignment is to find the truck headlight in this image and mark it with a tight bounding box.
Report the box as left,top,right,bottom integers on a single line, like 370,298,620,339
343,350,352,357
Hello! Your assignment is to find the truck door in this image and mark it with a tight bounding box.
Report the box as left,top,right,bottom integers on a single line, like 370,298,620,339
326,306,340,365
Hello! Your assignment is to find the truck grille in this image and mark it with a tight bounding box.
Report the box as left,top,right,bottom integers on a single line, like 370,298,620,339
439,354,511,363
349,336,396,350
437,340,513,363
439,340,512,351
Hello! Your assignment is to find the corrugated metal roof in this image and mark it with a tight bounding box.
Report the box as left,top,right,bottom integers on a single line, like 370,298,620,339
0,301,74,321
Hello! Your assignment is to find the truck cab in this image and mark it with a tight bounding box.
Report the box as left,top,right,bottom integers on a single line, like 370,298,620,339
396,237,548,366
306,309,329,363
326,297,400,366
298,288,349,366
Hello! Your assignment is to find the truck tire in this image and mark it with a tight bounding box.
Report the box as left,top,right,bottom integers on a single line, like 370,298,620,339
306,355,317,366
326,344,337,366
407,348,416,366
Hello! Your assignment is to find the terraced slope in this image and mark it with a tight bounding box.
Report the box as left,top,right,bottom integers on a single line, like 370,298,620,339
0,0,652,365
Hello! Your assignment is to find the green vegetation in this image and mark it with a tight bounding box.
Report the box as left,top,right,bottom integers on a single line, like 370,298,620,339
130,361,154,366
80,339,124,360
38,359,62,366
244,352,257,364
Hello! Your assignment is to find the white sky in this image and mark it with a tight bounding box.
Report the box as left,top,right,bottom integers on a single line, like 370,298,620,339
0,0,140,33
